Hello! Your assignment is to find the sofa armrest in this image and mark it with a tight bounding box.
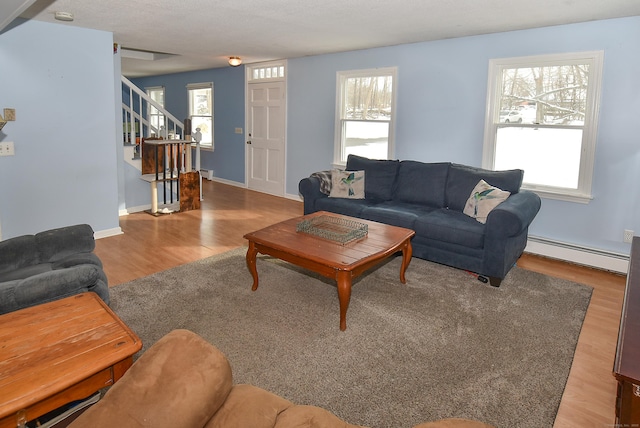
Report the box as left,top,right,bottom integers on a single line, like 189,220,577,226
35,224,96,263
299,176,328,215
69,330,233,428
485,190,541,238
0,264,108,314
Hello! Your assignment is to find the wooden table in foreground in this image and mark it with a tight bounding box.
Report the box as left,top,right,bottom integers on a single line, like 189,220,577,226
0,292,142,428
244,211,415,330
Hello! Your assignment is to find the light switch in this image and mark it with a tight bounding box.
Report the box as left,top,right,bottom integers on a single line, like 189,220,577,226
235,127,243,134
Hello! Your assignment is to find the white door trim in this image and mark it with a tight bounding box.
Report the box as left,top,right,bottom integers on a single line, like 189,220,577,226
244,60,287,196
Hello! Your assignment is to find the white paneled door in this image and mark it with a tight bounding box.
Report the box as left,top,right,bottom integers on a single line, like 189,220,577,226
246,81,285,196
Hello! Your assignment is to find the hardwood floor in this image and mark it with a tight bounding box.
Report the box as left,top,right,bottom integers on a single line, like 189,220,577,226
94,179,626,427
95,180,304,285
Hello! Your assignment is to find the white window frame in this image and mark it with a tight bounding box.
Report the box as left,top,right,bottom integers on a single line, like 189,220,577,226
482,51,604,203
187,82,214,150
248,63,286,82
334,67,397,166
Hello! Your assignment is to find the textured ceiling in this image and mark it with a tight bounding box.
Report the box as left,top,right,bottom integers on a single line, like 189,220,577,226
13,0,640,77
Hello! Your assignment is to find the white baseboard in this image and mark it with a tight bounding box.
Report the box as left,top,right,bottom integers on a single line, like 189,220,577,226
525,236,629,274
285,192,303,202
121,204,151,214
211,177,245,188
117,187,628,275
94,227,123,239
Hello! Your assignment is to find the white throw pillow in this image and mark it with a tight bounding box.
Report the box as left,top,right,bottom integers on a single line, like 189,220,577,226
463,179,511,223
329,170,365,199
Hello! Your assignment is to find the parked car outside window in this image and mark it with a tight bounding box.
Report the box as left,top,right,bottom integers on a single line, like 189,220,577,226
499,110,522,123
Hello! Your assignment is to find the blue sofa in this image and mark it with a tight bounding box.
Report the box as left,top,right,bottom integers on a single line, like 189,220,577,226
298,155,541,286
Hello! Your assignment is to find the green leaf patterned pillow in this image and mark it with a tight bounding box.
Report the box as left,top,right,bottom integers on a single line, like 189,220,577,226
463,179,510,223
329,170,365,199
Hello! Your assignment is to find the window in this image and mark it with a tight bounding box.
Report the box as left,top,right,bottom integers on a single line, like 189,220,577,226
250,64,285,81
334,68,397,164
188,82,213,149
482,52,603,203
146,86,165,137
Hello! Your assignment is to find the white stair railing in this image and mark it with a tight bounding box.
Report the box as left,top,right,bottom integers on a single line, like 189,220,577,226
121,76,203,204
121,75,185,146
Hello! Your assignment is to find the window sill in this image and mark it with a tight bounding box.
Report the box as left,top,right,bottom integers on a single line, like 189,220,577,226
523,186,593,204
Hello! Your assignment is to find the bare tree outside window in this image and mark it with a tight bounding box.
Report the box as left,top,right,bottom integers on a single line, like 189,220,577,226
500,65,588,126
483,52,603,203
335,68,397,163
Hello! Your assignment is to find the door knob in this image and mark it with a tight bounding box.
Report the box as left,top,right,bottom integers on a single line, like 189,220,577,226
246,140,252,144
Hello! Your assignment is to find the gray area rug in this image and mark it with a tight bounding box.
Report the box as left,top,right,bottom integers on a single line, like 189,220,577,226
110,247,592,428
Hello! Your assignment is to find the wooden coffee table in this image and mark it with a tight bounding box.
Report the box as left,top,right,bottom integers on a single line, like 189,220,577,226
0,292,142,428
244,211,415,330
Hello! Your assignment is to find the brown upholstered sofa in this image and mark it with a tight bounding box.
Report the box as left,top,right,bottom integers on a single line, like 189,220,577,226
68,329,494,428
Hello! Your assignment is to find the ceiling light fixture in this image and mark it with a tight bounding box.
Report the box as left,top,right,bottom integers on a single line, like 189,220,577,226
228,57,242,67
54,11,74,22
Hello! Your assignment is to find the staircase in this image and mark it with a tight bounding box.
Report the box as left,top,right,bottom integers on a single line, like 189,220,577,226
121,75,184,149
121,76,202,214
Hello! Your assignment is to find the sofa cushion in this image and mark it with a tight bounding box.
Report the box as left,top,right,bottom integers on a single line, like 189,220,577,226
346,154,400,201
414,209,486,249
274,405,366,428
0,263,52,282
446,164,523,212
361,202,436,230
315,197,378,218
0,235,39,274
394,161,450,207
463,180,511,224
52,252,104,270
205,384,294,428
36,224,96,263
329,170,365,199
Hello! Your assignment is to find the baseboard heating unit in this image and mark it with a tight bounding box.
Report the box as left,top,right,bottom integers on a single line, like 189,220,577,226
200,169,214,180
526,236,629,274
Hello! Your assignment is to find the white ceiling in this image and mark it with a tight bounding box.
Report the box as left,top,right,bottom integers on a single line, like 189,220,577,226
7,0,640,77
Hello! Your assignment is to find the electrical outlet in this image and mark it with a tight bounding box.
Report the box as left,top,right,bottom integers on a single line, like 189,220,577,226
235,127,243,134
624,229,634,243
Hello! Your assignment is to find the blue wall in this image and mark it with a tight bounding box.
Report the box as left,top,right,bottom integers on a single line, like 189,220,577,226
0,19,120,239
139,17,640,256
1,15,638,258
132,67,246,183
286,17,640,256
